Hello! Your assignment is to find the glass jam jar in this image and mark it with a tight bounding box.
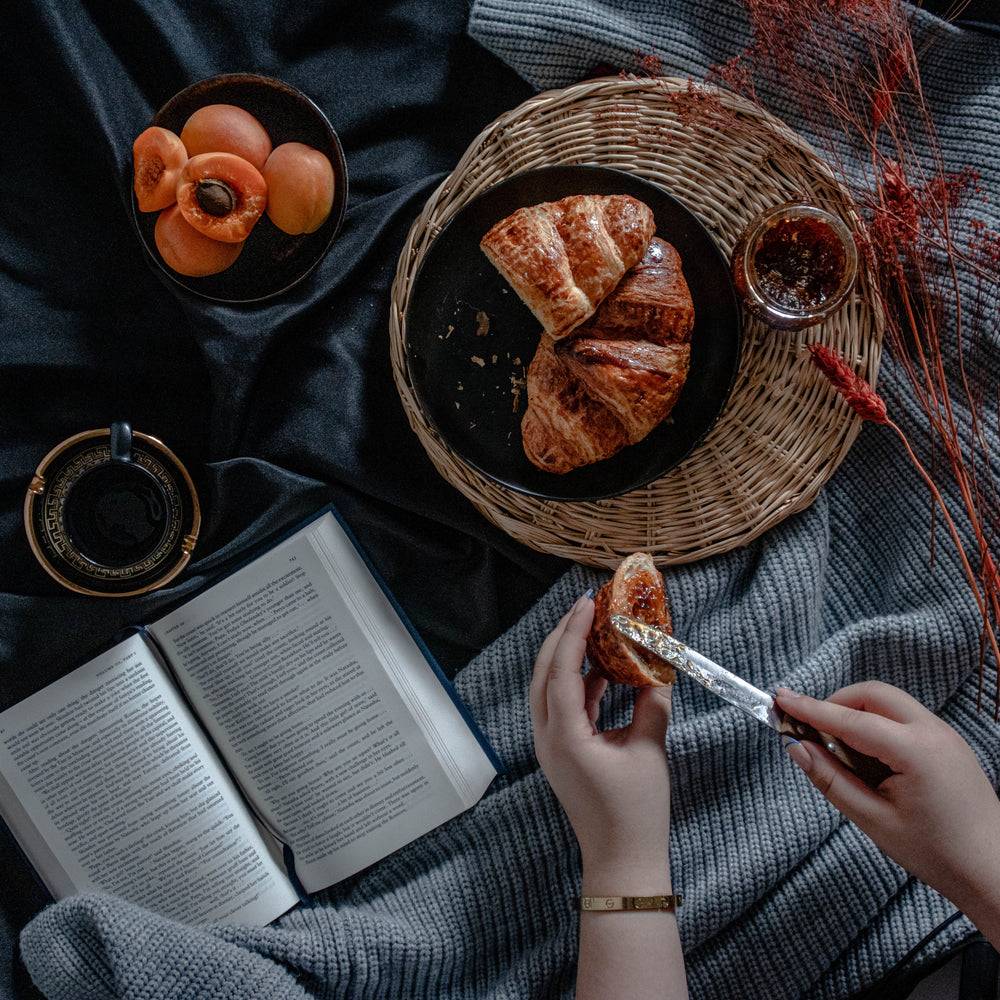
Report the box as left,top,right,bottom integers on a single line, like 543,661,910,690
730,203,858,330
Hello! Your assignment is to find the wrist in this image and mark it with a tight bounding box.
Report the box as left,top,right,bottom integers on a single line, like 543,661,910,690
939,851,1000,947
581,853,672,897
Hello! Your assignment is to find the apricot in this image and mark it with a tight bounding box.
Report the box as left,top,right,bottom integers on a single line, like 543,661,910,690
179,104,272,171
154,204,244,277
176,152,267,243
133,126,188,213
262,142,336,235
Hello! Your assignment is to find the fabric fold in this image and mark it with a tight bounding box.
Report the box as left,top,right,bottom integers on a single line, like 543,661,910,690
10,2,1000,998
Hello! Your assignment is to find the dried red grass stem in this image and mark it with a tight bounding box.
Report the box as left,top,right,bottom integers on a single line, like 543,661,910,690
692,0,1000,713
807,343,889,425
621,1,1000,710
809,343,1000,716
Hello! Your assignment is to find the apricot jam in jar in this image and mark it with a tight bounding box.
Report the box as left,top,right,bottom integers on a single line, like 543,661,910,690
730,203,857,330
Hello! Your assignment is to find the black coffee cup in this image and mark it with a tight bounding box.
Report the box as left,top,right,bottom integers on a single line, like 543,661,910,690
63,424,171,568
24,423,201,596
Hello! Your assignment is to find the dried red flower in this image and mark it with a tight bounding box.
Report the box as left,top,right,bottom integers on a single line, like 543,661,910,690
808,343,889,424
719,0,1000,714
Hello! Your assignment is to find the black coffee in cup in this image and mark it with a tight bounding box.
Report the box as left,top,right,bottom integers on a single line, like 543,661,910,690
24,423,201,596
64,461,170,568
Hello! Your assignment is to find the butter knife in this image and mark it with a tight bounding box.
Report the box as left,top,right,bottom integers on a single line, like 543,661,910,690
611,614,893,788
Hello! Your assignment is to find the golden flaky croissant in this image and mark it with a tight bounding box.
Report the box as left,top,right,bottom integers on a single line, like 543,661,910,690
520,338,632,474
586,552,676,686
574,236,695,345
519,235,695,473
480,193,656,340
557,336,690,445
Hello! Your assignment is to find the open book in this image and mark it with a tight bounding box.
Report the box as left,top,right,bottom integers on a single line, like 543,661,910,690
0,507,500,926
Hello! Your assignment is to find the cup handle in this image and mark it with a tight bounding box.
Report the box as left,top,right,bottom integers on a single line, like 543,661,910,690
110,421,133,464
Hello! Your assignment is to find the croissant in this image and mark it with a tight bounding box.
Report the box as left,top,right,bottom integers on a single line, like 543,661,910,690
518,234,694,472
574,237,695,345
520,337,631,474
586,552,675,686
555,336,690,444
480,193,656,339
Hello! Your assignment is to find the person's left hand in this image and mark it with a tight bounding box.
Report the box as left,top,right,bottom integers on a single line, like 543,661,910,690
529,592,674,885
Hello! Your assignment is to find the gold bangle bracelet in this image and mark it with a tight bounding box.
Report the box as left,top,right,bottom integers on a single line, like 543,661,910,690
574,894,682,911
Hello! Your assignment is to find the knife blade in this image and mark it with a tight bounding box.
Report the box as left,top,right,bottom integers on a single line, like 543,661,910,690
610,614,893,788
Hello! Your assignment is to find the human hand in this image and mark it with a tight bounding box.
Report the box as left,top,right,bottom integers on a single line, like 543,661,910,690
529,592,674,888
777,681,1000,932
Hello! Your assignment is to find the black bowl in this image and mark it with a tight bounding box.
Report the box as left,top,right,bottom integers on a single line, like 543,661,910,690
131,73,348,303
404,165,742,501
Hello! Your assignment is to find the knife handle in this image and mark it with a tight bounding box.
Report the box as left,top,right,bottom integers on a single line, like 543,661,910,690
778,713,894,788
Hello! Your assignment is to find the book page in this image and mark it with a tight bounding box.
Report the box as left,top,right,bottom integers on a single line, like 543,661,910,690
148,511,497,892
306,513,500,803
0,633,299,925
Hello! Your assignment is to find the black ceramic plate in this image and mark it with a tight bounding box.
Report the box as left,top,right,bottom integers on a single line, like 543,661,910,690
405,165,742,501
131,73,348,303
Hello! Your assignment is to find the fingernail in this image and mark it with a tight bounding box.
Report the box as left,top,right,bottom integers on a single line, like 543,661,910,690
782,738,812,773
583,588,594,600
767,687,777,699
776,687,802,698
573,589,594,611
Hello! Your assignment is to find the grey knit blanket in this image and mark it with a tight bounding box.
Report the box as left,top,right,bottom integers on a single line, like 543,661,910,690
20,4,1000,999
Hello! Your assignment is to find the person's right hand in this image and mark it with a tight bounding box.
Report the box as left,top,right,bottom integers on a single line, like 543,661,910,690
529,592,674,885
776,680,1000,947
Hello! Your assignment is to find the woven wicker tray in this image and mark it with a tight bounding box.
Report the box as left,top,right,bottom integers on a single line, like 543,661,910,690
389,77,882,568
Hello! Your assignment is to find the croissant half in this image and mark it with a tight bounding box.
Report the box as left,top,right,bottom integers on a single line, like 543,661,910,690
586,552,676,686
480,193,656,340
556,336,690,444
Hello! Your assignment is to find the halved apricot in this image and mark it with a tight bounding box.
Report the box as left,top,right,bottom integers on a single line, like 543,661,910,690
179,104,272,171
176,152,267,243
133,126,188,213
262,142,336,235
154,204,244,277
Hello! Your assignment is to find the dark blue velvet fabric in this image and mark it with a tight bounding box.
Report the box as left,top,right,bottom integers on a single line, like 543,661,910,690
3,1,998,997
0,2,565,996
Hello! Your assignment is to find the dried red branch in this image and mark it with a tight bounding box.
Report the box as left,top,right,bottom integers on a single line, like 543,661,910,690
809,343,1000,717
808,344,889,424
711,0,1000,712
